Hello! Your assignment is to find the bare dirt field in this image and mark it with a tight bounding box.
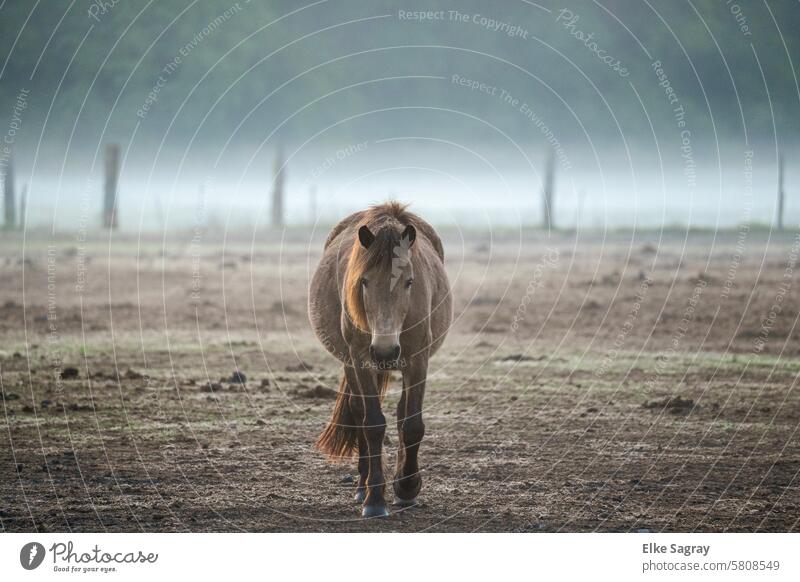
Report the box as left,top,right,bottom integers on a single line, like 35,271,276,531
2,226,799,532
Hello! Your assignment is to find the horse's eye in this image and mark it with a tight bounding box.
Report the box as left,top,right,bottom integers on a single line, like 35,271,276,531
405,278,414,289
361,278,368,288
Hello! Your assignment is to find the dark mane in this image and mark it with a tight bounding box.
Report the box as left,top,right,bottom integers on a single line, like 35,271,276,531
325,202,444,261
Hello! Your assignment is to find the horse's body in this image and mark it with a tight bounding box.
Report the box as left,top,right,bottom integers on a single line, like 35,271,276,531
308,202,452,517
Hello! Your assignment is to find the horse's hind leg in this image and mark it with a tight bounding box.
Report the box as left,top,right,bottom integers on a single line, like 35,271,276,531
395,356,427,505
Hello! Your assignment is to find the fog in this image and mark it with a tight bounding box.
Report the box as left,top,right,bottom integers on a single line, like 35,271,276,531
17,142,795,232
2,0,800,233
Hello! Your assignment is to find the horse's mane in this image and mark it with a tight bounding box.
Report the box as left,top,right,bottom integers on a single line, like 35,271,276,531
325,202,444,260
342,202,435,331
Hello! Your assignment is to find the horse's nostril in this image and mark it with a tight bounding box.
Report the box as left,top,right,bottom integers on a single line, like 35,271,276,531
370,344,401,363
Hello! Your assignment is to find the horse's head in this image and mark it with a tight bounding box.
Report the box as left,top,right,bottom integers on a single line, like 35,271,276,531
346,222,417,367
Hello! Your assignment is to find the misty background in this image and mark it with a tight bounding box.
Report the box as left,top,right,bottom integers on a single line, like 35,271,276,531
1,0,799,231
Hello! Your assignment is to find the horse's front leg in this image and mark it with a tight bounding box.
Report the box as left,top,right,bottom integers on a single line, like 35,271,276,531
352,423,367,503
395,354,428,505
345,363,388,518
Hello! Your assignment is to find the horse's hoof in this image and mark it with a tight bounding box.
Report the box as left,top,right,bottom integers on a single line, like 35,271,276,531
353,487,366,503
361,504,390,519
393,495,418,507
393,476,422,502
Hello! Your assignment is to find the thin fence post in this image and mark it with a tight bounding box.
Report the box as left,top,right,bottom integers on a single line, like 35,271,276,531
576,188,586,231
309,184,317,224
542,148,555,230
4,152,16,229
19,183,27,229
271,147,285,228
103,143,120,229
777,152,785,231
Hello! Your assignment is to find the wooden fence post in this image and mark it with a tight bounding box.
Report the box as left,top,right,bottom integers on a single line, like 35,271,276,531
4,152,16,229
777,152,785,231
309,184,317,224
19,183,27,229
103,144,120,229
541,149,555,230
271,147,285,228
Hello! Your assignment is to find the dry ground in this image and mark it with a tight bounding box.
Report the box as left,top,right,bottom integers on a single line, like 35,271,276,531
1,226,799,532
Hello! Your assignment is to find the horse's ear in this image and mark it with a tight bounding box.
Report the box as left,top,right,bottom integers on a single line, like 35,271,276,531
401,224,416,247
358,225,375,248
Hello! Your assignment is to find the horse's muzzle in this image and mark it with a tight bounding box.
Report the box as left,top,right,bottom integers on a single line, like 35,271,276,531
369,344,401,368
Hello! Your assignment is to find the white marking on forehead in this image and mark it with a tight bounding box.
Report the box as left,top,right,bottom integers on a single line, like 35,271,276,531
390,235,412,290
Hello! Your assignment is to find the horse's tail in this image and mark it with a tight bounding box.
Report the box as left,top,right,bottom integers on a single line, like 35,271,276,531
316,375,357,460
316,372,391,461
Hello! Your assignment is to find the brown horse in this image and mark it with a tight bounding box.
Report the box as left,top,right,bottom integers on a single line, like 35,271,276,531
308,202,452,518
